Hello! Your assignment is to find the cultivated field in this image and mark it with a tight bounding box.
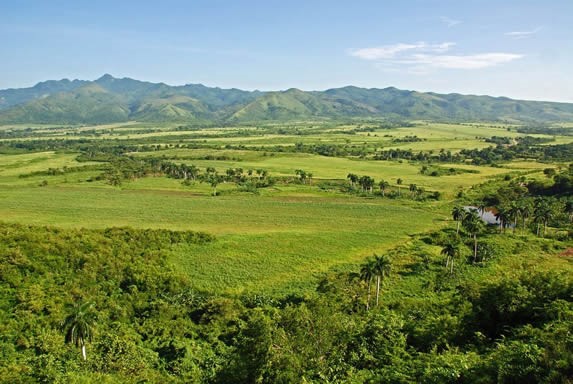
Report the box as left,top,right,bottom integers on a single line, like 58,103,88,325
0,120,568,293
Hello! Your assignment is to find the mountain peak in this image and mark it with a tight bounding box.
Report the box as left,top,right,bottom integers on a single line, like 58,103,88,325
96,74,116,82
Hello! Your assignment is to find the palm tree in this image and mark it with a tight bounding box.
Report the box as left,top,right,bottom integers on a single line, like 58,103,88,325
495,206,510,233
207,174,223,196
534,198,554,237
451,206,466,234
295,169,307,184
62,301,96,361
519,200,533,234
507,202,521,234
409,184,417,197
359,259,375,311
372,254,391,307
359,175,375,193
463,209,484,262
188,165,199,181
347,173,358,188
396,178,403,196
379,180,390,196
441,240,460,274
476,201,487,217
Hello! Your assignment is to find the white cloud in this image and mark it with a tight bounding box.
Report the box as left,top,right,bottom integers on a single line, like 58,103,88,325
349,42,455,60
407,53,524,69
440,16,462,27
349,41,523,71
505,27,541,39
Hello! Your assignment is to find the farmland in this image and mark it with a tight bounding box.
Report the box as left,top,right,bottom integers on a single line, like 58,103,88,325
3,117,573,383
0,120,570,294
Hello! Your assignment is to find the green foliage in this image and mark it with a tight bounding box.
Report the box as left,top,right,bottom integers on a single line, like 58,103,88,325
3,75,573,124
0,221,572,382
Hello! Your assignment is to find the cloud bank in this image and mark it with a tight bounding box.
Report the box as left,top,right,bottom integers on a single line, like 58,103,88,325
349,42,523,71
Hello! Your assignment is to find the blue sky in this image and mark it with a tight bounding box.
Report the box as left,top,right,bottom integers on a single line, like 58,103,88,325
1,0,572,101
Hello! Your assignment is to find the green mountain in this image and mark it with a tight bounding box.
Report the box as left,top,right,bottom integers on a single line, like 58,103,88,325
1,74,573,124
0,78,88,111
0,83,130,124
229,88,378,122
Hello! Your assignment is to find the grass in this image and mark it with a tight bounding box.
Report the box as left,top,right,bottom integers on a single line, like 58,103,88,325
0,183,443,293
133,149,525,195
0,120,570,294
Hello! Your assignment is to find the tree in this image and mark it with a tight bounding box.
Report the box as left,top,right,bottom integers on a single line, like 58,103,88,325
476,201,487,217
495,205,510,233
372,254,391,307
207,174,223,196
359,175,375,193
463,209,485,262
360,260,375,310
409,184,417,197
307,172,313,186
295,169,307,184
451,206,466,234
347,173,358,188
188,165,200,181
519,199,533,234
379,180,390,197
441,240,461,274
507,202,521,234
62,301,96,361
533,198,554,237
396,178,403,196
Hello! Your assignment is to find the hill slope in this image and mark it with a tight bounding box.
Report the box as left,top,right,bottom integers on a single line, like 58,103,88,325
1,75,573,124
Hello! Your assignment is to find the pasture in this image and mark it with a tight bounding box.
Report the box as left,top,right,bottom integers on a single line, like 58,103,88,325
0,120,567,293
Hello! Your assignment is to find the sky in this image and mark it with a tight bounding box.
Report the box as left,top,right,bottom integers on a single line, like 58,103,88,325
1,0,572,101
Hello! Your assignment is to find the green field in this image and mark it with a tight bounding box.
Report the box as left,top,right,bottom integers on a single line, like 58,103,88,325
0,178,443,293
0,120,568,293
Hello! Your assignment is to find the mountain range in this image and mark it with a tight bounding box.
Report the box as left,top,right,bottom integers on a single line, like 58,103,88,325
1,74,573,124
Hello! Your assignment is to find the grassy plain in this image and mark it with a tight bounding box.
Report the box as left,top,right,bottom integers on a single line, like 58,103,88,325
0,120,569,293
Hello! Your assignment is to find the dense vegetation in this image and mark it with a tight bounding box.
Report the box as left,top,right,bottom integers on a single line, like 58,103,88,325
1,117,573,382
1,198,572,382
2,75,573,124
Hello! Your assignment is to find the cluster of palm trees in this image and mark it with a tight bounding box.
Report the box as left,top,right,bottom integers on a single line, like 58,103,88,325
408,183,425,198
177,166,273,196
106,158,275,196
359,254,392,310
346,174,416,198
295,169,313,185
450,207,485,265
457,197,563,238
346,173,375,193
446,196,568,272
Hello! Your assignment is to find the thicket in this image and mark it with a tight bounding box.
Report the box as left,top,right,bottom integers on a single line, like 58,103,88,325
1,219,572,383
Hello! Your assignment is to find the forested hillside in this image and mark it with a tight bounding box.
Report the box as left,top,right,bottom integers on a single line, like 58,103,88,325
2,75,573,124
